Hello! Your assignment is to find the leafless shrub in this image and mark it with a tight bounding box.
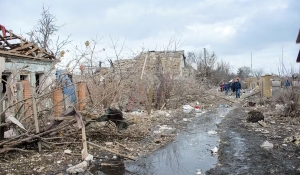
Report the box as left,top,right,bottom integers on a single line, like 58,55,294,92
276,87,300,117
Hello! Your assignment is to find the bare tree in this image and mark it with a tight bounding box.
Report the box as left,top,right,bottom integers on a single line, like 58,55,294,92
237,66,251,80
253,68,264,79
211,60,232,85
27,5,71,58
186,49,217,77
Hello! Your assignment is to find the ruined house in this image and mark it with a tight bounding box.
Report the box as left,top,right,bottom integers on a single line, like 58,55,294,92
87,50,195,110
112,50,192,78
0,25,56,90
0,25,56,132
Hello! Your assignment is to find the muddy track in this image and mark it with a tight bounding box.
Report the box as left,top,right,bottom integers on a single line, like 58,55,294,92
207,107,300,175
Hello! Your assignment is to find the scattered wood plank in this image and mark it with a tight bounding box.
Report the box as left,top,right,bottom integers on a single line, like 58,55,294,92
242,90,261,99
87,141,136,161
115,141,132,151
81,126,88,160
215,95,236,103
140,53,148,80
31,84,41,152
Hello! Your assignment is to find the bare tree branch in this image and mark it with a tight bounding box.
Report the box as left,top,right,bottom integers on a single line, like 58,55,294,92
27,5,71,58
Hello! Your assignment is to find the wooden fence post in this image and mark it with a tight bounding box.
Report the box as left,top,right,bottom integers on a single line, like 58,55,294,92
30,73,41,152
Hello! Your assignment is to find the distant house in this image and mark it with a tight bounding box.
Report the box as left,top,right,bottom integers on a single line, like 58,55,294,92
296,29,300,63
112,50,187,78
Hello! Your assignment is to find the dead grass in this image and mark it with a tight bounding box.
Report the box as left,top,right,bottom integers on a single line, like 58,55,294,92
275,87,300,117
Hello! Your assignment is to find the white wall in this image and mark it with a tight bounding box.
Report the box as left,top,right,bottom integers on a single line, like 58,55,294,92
0,57,4,75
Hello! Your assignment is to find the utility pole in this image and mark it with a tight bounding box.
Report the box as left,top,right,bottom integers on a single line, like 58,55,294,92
251,52,252,76
203,48,206,76
282,45,283,75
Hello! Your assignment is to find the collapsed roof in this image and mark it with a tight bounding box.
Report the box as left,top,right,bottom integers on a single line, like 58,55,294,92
0,24,56,60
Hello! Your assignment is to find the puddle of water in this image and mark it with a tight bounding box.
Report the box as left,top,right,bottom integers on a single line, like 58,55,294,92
90,108,231,175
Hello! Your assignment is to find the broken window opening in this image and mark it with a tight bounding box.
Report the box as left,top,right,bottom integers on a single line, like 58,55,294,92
35,73,45,93
35,74,40,89
1,75,7,93
20,75,28,81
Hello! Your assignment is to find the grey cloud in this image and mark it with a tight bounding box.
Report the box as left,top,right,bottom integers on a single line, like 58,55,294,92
1,0,299,74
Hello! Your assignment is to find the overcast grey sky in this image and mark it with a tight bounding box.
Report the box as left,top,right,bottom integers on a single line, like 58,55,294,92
1,0,299,74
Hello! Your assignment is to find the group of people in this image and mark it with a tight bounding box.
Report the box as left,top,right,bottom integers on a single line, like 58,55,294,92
220,79,291,99
220,79,242,98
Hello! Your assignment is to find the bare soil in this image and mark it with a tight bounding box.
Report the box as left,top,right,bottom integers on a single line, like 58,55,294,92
3,90,299,175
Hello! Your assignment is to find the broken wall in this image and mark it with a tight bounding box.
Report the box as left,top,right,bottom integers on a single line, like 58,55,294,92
76,50,192,111
260,74,271,98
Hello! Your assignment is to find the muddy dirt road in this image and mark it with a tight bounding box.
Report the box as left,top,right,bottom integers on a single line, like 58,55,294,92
124,108,230,175
207,107,300,175
88,107,231,175
91,105,300,175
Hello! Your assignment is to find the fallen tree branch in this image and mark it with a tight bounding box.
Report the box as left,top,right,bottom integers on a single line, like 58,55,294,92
0,148,34,154
0,133,28,147
4,121,75,148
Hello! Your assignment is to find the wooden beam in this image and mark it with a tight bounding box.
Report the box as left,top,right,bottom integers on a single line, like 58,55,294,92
81,126,88,159
30,75,41,152
25,46,38,56
0,35,12,48
2,36,18,40
9,43,33,52
36,48,46,58
0,50,36,59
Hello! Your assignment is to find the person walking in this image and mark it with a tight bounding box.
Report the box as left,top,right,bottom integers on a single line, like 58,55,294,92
224,83,230,95
285,80,291,88
220,83,223,92
231,82,235,94
221,82,225,92
234,79,241,98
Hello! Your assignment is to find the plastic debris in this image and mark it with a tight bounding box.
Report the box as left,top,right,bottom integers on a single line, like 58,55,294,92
84,154,93,162
183,105,193,110
183,105,193,113
105,142,114,146
64,149,72,154
66,161,87,174
208,131,218,135
211,147,218,154
260,141,274,149
275,104,285,112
